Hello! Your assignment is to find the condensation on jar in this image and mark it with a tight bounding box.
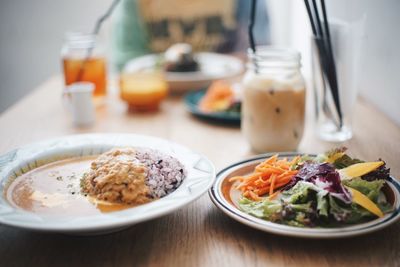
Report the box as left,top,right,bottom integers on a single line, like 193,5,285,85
241,47,306,153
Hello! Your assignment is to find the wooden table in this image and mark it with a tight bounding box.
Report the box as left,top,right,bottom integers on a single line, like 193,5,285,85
0,77,399,267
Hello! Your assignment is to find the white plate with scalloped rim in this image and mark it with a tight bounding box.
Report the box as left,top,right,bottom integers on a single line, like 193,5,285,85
209,153,400,239
0,134,215,235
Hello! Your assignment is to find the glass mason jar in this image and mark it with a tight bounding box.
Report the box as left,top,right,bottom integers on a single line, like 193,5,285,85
241,47,306,152
61,32,107,98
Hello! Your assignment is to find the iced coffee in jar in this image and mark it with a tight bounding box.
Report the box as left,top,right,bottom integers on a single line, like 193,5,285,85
241,47,306,152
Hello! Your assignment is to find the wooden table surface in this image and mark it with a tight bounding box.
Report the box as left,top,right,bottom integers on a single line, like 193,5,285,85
0,76,399,267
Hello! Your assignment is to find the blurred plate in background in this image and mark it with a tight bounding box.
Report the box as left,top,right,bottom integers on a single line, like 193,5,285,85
184,89,241,125
124,52,244,93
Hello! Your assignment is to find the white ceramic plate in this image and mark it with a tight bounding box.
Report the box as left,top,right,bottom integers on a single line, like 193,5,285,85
0,134,215,235
209,153,400,239
124,52,244,92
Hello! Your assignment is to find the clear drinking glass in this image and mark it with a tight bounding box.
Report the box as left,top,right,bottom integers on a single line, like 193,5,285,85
312,19,364,142
61,32,107,99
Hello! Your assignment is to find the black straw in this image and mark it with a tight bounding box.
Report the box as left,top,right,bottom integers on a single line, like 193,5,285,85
311,0,323,36
304,0,343,128
320,0,342,126
75,0,121,82
248,0,257,53
304,0,317,35
320,0,331,43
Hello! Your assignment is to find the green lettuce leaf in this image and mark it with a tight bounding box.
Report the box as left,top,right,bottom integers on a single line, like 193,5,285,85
281,181,329,217
342,178,392,213
333,154,364,169
282,181,318,203
314,147,364,169
239,198,282,219
329,195,374,223
316,190,329,217
315,147,347,164
342,178,384,202
238,177,392,227
290,155,315,170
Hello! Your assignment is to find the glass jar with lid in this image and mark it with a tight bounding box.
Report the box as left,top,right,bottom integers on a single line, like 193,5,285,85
241,47,306,152
61,32,107,99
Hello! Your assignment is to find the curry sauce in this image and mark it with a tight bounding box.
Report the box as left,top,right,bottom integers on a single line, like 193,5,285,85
6,157,135,216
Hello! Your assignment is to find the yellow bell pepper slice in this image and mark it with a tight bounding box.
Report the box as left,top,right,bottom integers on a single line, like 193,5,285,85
346,186,384,218
340,161,384,178
326,152,345,163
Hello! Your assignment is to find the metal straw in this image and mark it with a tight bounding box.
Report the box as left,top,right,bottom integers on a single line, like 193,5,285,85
75,0,121,82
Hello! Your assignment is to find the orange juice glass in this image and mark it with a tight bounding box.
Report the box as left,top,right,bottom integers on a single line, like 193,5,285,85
120,71,168,111
61,33,107,98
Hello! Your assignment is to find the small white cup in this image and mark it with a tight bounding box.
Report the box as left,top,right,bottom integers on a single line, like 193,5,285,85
63,82,95,126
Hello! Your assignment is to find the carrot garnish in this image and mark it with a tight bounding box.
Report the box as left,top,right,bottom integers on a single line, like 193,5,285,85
269,173,277,195
268,190,281,200
232,155,299,201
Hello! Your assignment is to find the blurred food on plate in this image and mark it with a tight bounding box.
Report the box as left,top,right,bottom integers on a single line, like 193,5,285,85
124,52,244,92
184,83,241,125
164,43,199,72
199,80,241,113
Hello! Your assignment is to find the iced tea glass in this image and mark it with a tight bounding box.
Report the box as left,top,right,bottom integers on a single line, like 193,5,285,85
61,32,107,98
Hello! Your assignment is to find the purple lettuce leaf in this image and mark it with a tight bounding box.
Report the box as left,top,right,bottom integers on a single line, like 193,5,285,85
361,161,390,181
285,162,352,204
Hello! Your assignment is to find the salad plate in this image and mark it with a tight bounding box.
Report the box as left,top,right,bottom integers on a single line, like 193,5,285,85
209,152,400,238
0,134,215,235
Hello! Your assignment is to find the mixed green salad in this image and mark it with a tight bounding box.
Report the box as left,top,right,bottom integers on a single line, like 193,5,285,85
235,148,393,228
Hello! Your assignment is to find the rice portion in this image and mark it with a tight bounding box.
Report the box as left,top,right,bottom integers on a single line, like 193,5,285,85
136,148,186,198
81,147,186,204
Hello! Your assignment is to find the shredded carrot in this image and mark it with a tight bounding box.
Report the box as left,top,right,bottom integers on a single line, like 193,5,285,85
269,173,277,195
268,190,281,200
248,191,262,201
232,155,299,201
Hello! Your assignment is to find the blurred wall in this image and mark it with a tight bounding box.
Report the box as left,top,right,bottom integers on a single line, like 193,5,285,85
327,0,400,126
0,0,111,113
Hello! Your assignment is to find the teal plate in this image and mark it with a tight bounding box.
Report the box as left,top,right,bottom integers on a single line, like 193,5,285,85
184,89,241,125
